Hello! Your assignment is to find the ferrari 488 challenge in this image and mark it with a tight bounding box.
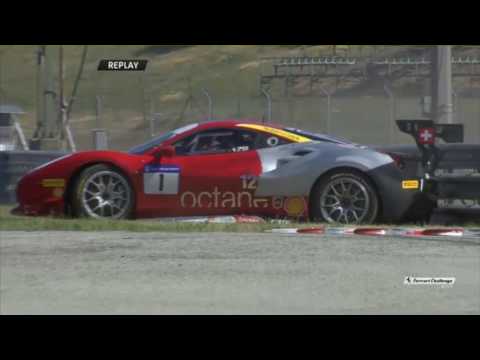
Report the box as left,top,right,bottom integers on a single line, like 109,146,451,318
14,119,475,224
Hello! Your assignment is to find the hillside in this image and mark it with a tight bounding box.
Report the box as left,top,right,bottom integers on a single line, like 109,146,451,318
0,45,478,150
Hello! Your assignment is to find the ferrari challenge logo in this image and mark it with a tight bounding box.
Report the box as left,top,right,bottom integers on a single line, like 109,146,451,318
404,277,455,287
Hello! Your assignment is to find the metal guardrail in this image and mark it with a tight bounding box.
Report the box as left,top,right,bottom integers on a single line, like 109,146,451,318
264,56,480,67
270,57,358,66
373,57,480,65
0,150,68,204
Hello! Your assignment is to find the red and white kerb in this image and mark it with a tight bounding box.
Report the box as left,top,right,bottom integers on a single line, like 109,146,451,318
268,227,479,239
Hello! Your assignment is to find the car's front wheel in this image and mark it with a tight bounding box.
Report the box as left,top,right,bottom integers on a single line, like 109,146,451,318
72,164,134,219
310,170,379,225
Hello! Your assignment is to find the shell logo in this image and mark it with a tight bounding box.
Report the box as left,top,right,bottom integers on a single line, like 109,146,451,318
284,197,306,217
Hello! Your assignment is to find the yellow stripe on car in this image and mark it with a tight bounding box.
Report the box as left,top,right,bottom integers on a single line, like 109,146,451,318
41,179,66,188
237,124,311,143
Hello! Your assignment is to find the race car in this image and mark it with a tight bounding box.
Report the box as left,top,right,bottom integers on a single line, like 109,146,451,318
12,119,441,224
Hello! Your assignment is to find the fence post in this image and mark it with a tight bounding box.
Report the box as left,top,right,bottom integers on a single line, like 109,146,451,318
201,88,213,121
452,89,460,123
383,80,396,144
95,95,102,129
150,114,156,138
65,124,76,152
261,88,272,123
14,121,29,150
92,129,108,150
318,86,331,134
149,94,157,138
478,88,480,143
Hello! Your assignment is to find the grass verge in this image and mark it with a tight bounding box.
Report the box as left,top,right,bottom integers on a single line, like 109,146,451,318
2,206,477,232
0,206,298,233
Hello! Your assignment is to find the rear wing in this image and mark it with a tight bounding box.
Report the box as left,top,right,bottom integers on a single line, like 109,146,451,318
396,120,464,145
396,120,464,175
396,120,480,200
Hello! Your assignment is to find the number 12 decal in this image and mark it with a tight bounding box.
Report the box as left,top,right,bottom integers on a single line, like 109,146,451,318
144,165,180,195
241,175,258,190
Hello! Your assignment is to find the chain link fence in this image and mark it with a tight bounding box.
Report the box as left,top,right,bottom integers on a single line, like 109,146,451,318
42,87,480,152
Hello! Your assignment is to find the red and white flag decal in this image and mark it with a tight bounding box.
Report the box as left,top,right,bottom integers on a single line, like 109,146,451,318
418,127,436,145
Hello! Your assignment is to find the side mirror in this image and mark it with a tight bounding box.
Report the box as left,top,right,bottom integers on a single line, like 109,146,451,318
154,145,176,159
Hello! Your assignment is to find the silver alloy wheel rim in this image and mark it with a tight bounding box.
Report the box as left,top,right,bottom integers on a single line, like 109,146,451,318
319,177,370,224
81,170,131,219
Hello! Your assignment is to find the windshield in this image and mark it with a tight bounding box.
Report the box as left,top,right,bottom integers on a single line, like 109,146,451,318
284,127,355,145
128,123,199,155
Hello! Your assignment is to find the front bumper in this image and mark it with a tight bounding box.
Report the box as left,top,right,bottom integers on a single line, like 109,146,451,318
10,197,65,217
10,205,23,216
15,176,66,217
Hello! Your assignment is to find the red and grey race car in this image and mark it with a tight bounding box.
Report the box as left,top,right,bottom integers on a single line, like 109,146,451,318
14,119,457,224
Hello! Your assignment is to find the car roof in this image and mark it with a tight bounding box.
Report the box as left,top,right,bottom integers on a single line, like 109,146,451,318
129,118,353,155
192,119,284,131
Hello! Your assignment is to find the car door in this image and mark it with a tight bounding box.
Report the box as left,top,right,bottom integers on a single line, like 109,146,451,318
142,128,263,217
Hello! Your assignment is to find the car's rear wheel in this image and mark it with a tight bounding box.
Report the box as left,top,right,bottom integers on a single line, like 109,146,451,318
310,170,379,225
72,164,134,219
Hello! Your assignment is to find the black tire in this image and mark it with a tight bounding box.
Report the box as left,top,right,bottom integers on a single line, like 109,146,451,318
310,170,379,224
71,164,134,219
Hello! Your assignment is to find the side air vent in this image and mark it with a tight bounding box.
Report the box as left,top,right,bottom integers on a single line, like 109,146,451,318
293,150,313,157
277,157,297,167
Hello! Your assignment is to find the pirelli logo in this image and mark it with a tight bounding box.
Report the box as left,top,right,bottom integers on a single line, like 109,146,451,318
41,179,66,188
402,180,420,190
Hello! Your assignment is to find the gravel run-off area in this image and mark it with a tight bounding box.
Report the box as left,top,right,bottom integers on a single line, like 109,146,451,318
1,231,479,314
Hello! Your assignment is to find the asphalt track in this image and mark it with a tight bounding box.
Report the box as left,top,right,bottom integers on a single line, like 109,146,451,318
1,231,479,314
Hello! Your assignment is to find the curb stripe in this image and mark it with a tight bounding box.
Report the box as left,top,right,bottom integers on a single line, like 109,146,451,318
267,227,480,239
